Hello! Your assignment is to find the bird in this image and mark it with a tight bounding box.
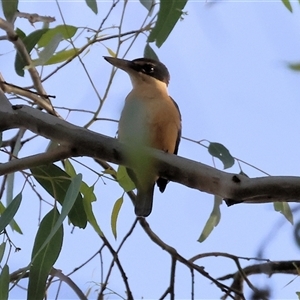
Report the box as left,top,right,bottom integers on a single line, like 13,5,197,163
104,56,181,217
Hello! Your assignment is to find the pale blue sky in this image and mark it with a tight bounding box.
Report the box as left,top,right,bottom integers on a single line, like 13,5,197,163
1,1,300,299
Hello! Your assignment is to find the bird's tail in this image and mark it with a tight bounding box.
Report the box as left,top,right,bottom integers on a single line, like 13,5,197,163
135,184,155,217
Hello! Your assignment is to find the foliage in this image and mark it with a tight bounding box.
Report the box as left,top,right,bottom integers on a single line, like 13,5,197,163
0,0,299,299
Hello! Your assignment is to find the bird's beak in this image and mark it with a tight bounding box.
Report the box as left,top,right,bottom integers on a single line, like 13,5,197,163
103,56,133,73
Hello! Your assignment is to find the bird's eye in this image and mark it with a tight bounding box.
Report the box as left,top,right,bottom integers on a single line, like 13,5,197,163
142,64,155,74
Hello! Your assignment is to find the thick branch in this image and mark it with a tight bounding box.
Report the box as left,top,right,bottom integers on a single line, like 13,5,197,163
1,100,300,204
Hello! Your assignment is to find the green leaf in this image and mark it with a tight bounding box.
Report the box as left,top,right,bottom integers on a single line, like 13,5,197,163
15,28,48,76
104,46,116,57
0,193,22,232
198,196,222,242
139,0,155,13
0,242,6,263
1,0,18,22
0,264,9,300
117,166,135,192
85,0,98,14
148,0,188,47
111,196,123,239
64,159,76,177
31,164,87,228
37,25,78,48
28,208,63,300
296,291,300,300
33,33,62,66
82,185,103,236
15,27,26,40
0,202,22,234
31,174,81,262
208,142,235,169
281,0,293,12
144,43,159,61
288,62,300,71
41,48,78,65
274,202,293,224
103,168,117,176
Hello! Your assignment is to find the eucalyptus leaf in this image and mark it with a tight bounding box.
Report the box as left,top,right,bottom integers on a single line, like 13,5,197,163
0,264,9,300
208,142,235,169
31,164,87,228
148,0,188,47
85,0,98,14
281,0,293,12
144,43,159,61
288,62,300,71
0,243,6,263
139,0,155,13
198,196,222,242
274,202,293,224
33,33,62,66
28,208,63,300
117,166,135,192
0,193,22,233
15,28,48,76
42,48,79,65
1,0,18,22
111,196,124,239
37,25,78,48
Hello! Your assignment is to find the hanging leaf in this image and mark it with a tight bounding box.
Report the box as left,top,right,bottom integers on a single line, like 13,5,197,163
103,168,117,176
1,0,18,22
42,48,78,65
31,164,87,228
208,142,235,169
85,0,98,14
274,202,293,224
33,33,62,66
63,159,101,235
31,174,82,262
15,27,26,40
288,62,300,71
139,0,155,14
0,202,22,234
104,46,116,57
281,0,293,12
82,184,103,237
111,196,124,239
117,166,135,192
0,264,9,300
148,0,188,47
15,28,48,76
198,196,222,242
0,243,6,263
30,177,79,298
144,43,159,61
37,25,78,48
0,193,22,232
28,208,63,300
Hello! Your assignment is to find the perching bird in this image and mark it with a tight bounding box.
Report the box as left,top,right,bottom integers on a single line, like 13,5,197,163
104,56,181,217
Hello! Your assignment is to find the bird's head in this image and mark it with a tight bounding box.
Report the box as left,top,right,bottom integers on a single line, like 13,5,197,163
104,56,170,88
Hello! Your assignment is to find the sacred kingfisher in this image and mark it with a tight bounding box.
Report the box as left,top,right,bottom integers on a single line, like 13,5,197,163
104,56,181,217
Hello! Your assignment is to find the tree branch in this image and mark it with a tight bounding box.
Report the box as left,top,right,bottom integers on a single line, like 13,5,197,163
1,99,300,204
50,268,87,300
139,218,241,298
218,260,300,300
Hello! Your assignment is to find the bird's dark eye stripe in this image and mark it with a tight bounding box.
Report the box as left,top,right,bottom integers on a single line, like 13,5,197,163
142,64,155,74
131,58,170,85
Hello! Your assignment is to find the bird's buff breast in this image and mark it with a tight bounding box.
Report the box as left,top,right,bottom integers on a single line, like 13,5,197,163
118,92,180,154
